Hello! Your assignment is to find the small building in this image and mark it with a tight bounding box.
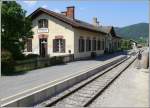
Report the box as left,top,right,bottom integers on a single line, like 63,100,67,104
129,39,138,49
99,26,122,52
24,6,121,59
112,35,122,51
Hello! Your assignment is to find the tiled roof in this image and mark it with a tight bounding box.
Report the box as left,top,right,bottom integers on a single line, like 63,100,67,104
29,7,122,39
29,7,106,34
99,26,122,38
98,26,113,34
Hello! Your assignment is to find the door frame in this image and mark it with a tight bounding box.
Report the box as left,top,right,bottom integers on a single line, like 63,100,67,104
39,38,47,57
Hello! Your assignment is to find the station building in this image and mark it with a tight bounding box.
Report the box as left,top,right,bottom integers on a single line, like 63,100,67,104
25,6,121,59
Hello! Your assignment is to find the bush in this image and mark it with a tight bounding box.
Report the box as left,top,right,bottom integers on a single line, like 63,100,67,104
50,56,64,65
1,50,15,75
91,52,96,58
25,54,39,59
56,56,64,64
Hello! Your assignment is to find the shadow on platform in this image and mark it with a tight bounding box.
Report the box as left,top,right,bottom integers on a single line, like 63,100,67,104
95,51,128,61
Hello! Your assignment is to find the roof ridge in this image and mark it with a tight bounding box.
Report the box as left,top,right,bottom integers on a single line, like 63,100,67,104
29,7,108,34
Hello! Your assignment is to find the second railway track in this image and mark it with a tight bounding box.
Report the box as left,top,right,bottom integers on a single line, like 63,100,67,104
37,55,137,107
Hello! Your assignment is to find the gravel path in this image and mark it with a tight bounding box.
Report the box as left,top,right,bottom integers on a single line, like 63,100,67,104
90,59,149,107
52,56,132,107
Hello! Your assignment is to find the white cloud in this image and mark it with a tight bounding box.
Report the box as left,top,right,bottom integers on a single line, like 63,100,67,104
23,0,37,6
79,7,86,11
53,8,61,13
42,5,48,8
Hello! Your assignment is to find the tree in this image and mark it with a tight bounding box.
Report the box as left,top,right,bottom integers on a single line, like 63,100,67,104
2,1,33,60
121,39,132,50
1,49,15,75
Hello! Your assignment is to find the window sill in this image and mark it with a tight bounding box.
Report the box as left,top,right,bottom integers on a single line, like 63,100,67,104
79,51,85,53
24,51,32,52
53,52,66,53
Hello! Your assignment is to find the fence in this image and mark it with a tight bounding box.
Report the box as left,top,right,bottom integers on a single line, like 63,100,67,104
15,54,74,72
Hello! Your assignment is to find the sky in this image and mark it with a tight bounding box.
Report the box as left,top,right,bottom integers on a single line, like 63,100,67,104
17,0,149,27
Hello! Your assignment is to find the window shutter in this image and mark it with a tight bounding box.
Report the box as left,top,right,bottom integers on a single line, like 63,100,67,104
82,39,85,52
45,19,48,28
100,40,102,50
102,40,104,50
62,39,65,52
81,39,83,52
38,20,40,28
99,40,100,50
53,39,56,52
95,40,96,51
38,20,42,28
79,39,80,52
86,39,88,51
89,40,91,51
56,40,59,52
92,40,94,51
92,39,96,51
46,20,48,28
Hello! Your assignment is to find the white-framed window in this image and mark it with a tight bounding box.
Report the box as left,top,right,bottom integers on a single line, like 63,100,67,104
53,39,65,53
97,40,100,50
86,38,91,51
79,37,85,52
102,39,105,50
38,19,48,28
92,38,96,51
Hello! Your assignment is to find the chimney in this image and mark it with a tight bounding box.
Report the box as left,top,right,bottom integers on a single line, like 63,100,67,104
66,6,75,19
61,11,67,16
93,17,99,26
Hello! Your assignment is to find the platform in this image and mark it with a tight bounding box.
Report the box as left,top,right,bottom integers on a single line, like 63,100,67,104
0,52,130,107
0,52,127,99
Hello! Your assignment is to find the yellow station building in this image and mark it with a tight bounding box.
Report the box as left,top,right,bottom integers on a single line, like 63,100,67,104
25,6,121,59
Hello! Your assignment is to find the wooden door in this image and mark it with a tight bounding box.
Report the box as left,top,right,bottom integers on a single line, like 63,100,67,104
39,38,47,57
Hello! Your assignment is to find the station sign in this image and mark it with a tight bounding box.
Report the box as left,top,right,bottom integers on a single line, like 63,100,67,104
38,28,49,33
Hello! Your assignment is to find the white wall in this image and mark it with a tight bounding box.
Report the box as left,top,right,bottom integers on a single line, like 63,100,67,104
30,13,74,57
74,28,106,59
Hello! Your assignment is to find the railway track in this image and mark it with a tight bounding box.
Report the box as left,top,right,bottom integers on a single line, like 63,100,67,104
37,55,137,107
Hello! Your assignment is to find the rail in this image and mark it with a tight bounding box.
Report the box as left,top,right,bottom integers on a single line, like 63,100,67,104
37,54,137,107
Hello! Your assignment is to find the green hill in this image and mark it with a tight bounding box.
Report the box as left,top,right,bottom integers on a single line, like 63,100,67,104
115,23,149,44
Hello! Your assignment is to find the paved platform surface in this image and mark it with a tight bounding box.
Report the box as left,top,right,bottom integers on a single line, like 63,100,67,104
90,59,149,107
0,52,127,99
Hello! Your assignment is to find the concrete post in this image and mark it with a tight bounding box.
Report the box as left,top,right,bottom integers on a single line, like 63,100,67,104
141,50,149,69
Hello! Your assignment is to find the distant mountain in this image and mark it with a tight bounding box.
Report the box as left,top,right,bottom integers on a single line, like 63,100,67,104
115,23,149,43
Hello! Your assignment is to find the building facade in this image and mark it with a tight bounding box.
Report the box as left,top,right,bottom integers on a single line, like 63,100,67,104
24,6,121,59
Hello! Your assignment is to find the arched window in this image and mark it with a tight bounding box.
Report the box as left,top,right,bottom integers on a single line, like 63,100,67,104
92,38,96,51
86,38,91,51
79,37,85,52
102,39,105,50
97,40,100,50
38,19,48,28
